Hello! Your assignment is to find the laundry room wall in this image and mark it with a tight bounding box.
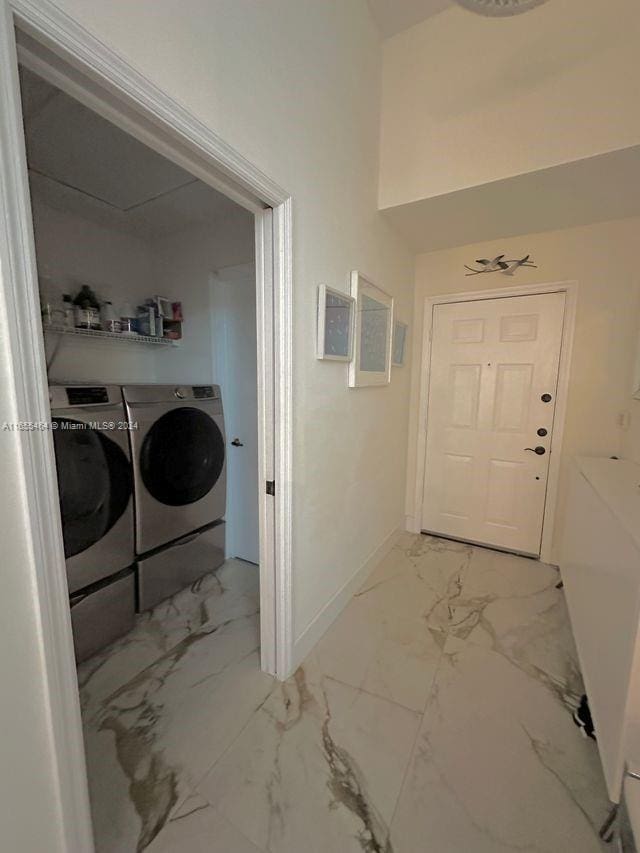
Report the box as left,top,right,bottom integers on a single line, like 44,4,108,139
43,0,415,662
147,214,255,385
31,193,255,386
406,216,640,564
31,195,159,383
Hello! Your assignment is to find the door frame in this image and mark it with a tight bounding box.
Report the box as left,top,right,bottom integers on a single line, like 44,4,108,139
0,2,293,850
410,280,578,564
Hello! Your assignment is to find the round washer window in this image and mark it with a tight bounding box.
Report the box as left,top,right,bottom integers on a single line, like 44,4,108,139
140,407,225,506
53,419,132,558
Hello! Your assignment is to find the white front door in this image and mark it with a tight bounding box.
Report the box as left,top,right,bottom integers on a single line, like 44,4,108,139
422,291,565,555
211,264,260,564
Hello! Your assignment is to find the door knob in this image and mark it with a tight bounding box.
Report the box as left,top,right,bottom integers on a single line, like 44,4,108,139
525,446,546,455
231,438,244,447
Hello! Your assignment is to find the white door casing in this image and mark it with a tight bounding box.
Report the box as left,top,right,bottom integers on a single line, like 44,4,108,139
212,264,260,565
422,292,566,556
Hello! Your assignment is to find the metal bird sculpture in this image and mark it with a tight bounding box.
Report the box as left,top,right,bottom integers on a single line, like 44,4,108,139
501,254,533,276
464,254,537,276
474,255,507,271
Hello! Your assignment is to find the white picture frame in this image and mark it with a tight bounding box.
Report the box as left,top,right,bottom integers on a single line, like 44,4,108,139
316,284,355,361
348,270,393,387
392,319,408,367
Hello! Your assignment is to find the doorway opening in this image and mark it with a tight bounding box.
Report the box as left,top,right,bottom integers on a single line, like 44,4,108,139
0,7,292,852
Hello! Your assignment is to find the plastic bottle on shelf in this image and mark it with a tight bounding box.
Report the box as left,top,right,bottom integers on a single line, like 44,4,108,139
120,302,137,335
39,275,65,326
62,294,75,328
100,301,121,333
73,284,101,330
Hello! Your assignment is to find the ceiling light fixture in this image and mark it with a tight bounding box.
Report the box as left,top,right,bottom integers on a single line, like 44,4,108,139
454,0,550,16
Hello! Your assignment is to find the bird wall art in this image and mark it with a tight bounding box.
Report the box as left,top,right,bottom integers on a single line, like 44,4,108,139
464,254,537,276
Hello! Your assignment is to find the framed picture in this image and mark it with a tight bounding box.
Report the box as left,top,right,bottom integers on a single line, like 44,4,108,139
316,284,355,361
348,271,393,387
392,320,408,367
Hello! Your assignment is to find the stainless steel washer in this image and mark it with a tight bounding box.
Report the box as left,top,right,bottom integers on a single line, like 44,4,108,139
123,384,227,609
49,384,136,661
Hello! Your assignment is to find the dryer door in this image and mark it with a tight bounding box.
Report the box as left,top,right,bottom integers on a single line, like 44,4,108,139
139,406,225,506
52,419,133,589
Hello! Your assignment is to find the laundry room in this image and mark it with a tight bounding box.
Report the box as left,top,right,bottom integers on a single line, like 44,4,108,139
17,59,268,848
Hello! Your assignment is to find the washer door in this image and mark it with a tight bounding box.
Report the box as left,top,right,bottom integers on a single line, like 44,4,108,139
140,407,225,506
53,419,132,558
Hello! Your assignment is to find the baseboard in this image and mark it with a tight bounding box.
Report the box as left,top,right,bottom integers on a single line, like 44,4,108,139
291,525,402,671
405,514,420,534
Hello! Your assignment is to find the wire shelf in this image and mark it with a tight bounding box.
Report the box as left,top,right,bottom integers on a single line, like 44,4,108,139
43,324,178,346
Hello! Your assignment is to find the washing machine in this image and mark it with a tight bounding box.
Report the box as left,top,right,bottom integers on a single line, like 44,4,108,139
49,384,136,662
122,384,226,610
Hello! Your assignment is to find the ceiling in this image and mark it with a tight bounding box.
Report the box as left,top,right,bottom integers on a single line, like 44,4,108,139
367,0,451,38
18,66,251,242
381,145,640,253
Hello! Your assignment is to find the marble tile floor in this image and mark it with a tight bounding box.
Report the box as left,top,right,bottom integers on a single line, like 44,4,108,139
79,535,610,853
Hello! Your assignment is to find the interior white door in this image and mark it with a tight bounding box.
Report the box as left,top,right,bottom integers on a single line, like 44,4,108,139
211,264,259,564
422,292,566,555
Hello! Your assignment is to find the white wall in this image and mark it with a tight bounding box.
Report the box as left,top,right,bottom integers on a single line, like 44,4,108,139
32,197,159,383
406,217,640,564
379,0,640,209
148,215,254,384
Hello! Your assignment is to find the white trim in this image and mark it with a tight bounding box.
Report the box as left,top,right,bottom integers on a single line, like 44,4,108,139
292,526,402,668
254,210,275,674
0,6,93,851
409,280,578,565
0,0,295,848
273,199,294,678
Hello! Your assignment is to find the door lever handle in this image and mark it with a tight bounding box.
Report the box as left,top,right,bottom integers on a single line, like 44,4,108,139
231,438,244,447
525,446,546,455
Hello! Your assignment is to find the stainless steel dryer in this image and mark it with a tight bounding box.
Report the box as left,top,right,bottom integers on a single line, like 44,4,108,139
123,384,226,610
49,384,136,662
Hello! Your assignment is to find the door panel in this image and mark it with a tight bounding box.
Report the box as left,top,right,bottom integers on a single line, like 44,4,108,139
500,313,539,342
486,458,521,528
422,292,565,555
211,265,259,564
449,364,481,428
492,364,533,431
452,317,485,343
442,453,474,519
